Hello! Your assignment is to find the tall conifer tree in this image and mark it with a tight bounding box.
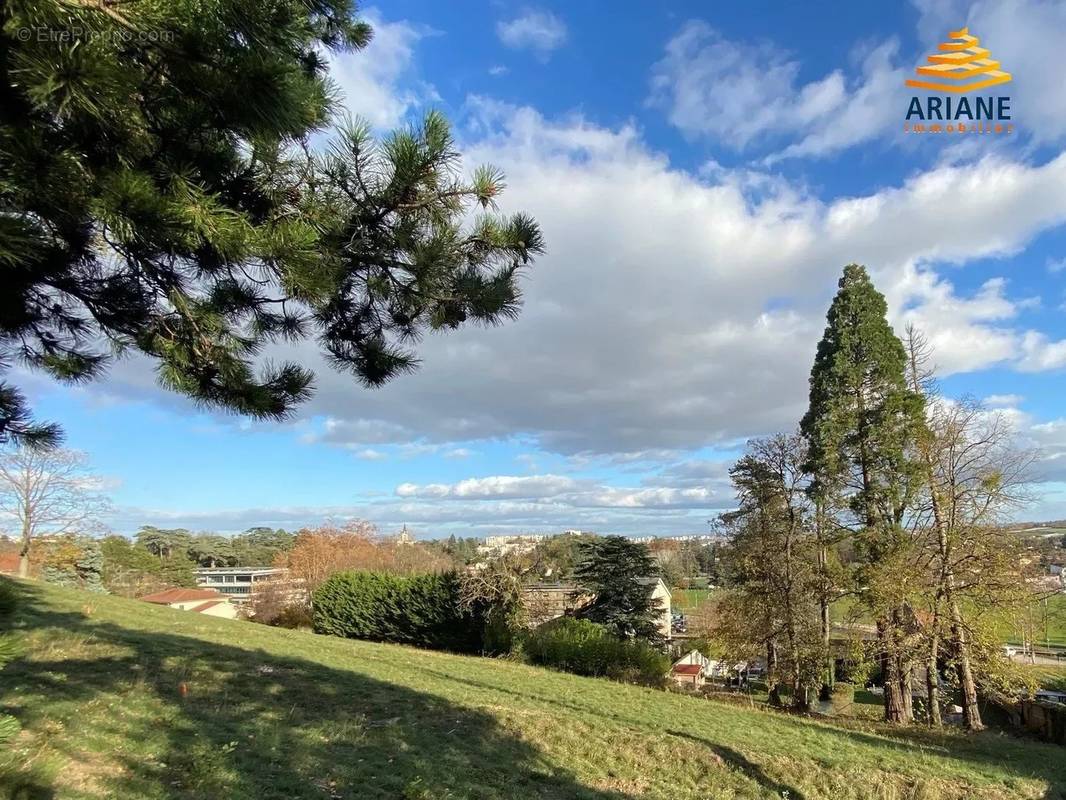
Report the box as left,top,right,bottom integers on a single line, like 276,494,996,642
800,264,925,723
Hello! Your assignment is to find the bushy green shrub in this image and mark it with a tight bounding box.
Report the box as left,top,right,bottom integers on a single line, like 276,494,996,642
521,618,669,686
313,571,487,653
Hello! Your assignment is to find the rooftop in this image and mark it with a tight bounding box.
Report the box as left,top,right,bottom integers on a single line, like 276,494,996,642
139,588,223,605
671,664,703,676
188,599,229,613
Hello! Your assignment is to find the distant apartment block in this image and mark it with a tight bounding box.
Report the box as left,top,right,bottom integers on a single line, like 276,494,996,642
194,567,290,604
520,577,672,638
521,583,593,627
478,534,546,557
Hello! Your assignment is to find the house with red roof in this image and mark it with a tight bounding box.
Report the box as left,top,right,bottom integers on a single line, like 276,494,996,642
670,649,716,688
138,587,238,619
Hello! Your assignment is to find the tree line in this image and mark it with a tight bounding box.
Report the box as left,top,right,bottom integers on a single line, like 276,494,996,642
710,264,1041,729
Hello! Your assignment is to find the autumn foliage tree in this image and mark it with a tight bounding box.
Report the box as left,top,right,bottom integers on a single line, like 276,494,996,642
716,434,822,709
278,521,452,593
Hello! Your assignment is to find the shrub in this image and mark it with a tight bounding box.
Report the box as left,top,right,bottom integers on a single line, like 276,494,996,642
313,570,487,653
830,682,855,713
274,603,314,630
521,618,669,686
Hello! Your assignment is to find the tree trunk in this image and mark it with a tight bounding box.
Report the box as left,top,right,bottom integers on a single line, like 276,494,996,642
949,600,984,730
816,502,833,698
767,639,782,706
898,654,914,723
926,632,942,727
880,617,907,723
18,517,31,578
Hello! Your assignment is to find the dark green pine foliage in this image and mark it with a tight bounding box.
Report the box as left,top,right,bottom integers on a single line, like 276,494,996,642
0,0,543,447
313,570,488,653
800,264,925,551
574,536,665,644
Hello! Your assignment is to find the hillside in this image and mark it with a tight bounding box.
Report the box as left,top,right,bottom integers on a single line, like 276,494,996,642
1,580,1064,800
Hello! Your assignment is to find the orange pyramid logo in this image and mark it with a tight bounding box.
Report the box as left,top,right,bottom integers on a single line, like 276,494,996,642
905,28,1012,93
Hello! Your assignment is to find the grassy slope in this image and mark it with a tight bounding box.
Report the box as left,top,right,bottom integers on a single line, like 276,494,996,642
2,580,1065,800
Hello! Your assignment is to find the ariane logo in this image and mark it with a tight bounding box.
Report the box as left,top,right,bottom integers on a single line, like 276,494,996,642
903,27,1014,135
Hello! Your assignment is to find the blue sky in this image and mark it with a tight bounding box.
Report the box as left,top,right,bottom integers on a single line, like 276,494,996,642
16,0,1066,537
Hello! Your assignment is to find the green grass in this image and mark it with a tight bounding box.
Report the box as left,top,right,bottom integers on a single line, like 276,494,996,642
3,579,1066,800
1024,665,1066,692
997,595,1066,649
671,588,713,611
829,595,1066,652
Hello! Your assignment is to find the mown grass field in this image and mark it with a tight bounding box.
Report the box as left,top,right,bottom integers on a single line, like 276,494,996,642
2,579,1066,800
670,588,713,611
829,594,1066,650
998,595,1066,649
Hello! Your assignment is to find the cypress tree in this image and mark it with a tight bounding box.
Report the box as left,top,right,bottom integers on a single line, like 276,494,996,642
800,264,926,723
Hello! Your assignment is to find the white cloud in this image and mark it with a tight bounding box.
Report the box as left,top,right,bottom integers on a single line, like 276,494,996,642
496,10,567,58
396,473,729,509
329,9,438,129
984,394,1024,407
396,474,582,500
445,448,476,459
270,102,1066,461
648,21,905,158
71,101,1066,465
488,65,510,77
1017,331,1066,372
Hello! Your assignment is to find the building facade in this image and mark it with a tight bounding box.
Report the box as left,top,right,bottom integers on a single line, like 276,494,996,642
194,567,289,604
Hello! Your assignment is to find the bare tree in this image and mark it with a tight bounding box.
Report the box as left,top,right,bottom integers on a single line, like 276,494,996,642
0,447,111,577
905,325,1035,730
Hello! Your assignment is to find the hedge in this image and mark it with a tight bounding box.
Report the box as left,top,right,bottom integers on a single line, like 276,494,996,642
313,570,486,653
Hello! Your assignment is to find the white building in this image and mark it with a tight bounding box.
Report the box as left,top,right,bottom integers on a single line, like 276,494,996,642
477,534,546,557
194,567,290,604
636,576,672,639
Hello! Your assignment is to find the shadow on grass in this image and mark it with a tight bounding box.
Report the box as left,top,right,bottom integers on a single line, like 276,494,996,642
0,581,631,800
666,731,806,800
